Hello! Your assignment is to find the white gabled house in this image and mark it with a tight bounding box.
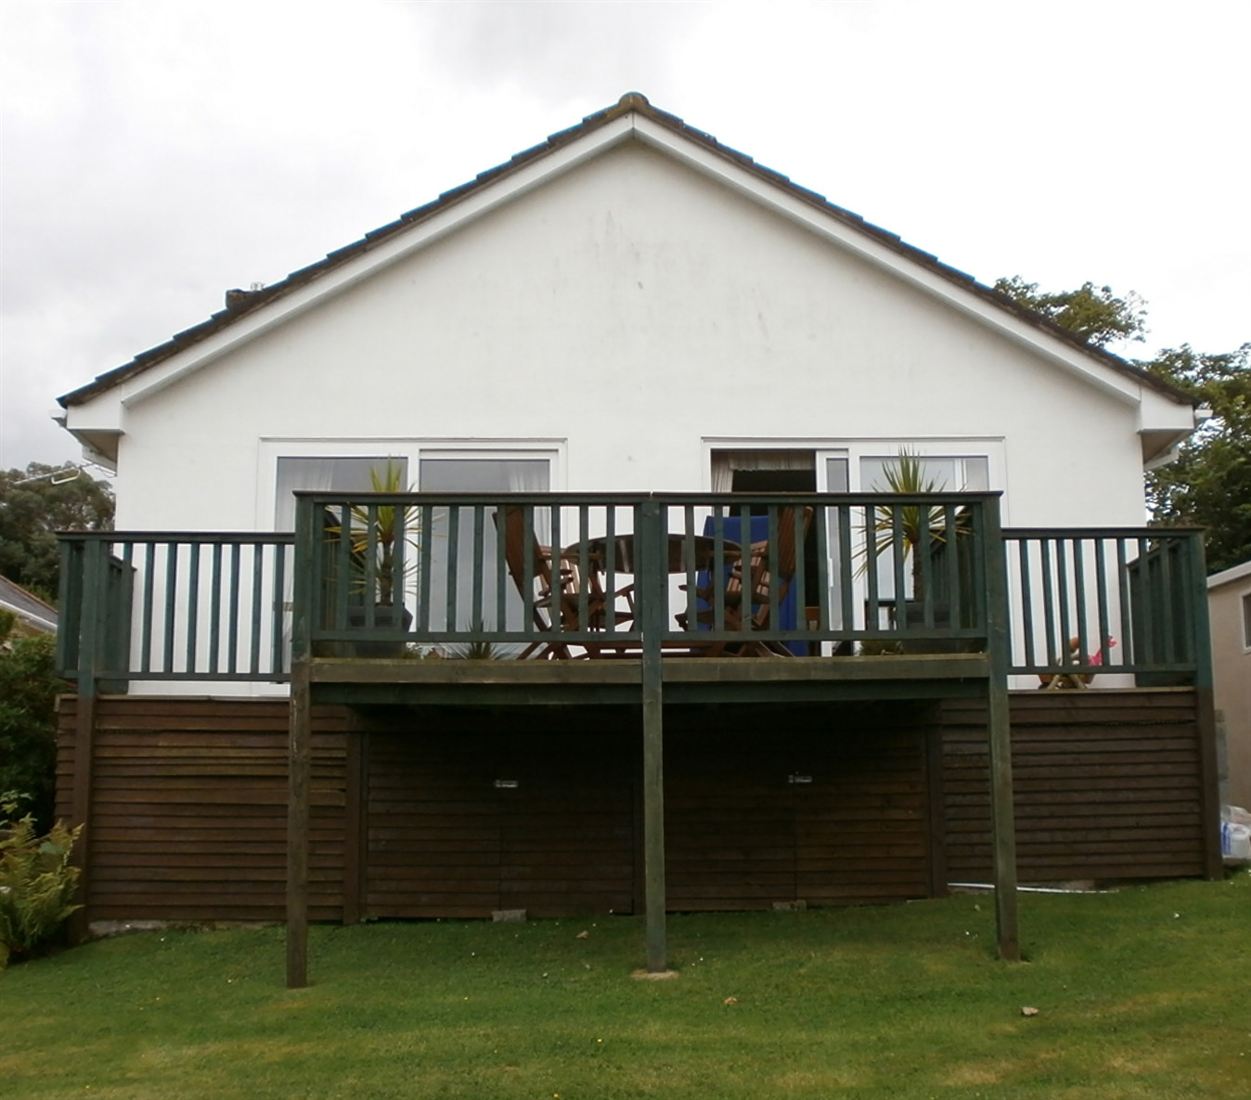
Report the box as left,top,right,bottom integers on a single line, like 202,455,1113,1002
59,92,1198,534
50,95,1221,984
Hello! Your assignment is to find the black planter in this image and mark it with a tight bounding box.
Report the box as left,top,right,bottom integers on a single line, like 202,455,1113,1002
346,602,413,658
901,599,976,654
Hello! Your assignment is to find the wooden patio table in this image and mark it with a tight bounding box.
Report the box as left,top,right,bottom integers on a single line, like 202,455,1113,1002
566,532,743,653
573,532,740,575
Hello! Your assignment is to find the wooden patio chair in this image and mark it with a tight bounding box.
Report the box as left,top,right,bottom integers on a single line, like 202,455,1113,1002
496,505,634,659
681,505,814,656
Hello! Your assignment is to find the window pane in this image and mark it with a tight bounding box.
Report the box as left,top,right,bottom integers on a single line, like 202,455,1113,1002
275,456,405,530
418,458,552,636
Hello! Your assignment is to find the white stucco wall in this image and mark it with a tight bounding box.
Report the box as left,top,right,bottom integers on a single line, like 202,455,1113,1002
100,139,1147,531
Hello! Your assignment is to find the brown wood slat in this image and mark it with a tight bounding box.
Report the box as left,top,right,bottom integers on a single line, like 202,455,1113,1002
941,689,1207,882
58,696,350,924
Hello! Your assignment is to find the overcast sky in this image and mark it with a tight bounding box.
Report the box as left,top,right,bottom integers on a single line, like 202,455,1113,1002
2,0,1248,470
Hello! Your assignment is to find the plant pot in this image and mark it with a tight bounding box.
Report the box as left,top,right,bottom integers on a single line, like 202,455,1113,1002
346,602,413,658
900,599,976,654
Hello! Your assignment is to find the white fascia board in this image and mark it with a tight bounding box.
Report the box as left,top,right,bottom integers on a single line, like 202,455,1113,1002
1139,387,1201,433
631,118,1154,409
113,117,638,410
1207,560,1251,589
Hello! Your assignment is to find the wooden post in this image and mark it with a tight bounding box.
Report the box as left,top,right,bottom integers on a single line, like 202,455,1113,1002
1186,534,1223,880
639,500,668,973
286,494,315,988
68,539,103,944
983,497,1019,961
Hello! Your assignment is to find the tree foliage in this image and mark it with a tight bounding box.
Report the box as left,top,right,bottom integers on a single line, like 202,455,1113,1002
994,276,1148,348
0,463,113,601
0,620,62,833
997,276,1249,572
1143,344,1251,573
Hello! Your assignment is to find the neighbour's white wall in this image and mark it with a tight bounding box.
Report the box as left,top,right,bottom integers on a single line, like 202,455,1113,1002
107,140,1146,531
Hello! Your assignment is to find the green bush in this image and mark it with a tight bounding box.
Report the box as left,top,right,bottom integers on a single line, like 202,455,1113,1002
0,802,81,968
0,630,62,832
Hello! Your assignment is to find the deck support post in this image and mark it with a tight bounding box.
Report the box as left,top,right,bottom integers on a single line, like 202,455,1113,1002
639,500,668,973
68,538,104,944
984,497,1019,961
286,659,311,988
286,493,316,988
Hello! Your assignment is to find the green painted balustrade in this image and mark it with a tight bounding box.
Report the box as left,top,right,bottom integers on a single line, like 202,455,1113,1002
54,494,1209,688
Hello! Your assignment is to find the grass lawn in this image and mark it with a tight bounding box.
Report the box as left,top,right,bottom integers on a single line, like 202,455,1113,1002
3,873,1248,1099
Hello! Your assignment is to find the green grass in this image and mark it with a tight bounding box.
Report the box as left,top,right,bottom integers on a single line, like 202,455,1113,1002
3,874,1249,1099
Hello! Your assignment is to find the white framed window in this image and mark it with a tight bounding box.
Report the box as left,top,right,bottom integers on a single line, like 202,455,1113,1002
259,440,563,641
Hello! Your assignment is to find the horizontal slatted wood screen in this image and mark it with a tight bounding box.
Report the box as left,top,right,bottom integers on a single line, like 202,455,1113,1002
55,690,1209,926
665,704,934,911
365,717,636,919
942,690,1207,882
57,697,349,922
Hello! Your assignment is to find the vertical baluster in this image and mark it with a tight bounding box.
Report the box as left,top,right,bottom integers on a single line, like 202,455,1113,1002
1055,537,1072,669
1094,538,1112,668
548,503,560,639
711,504,725,634
1159,536,1175,664
141,542,156,674
792,503,807,643
891,503,906,633
1018,538,1035,669
209,543,223,676
335,503,351,633
577,504,590,633
446,503,461,634
739,501,753,637
1137,536,1154,666
683,504,696,636
185,542,201,673
495,505,508,633
364,504,378,630
944,505,960,630
419,504,434,634
1040,537,1056,668
393,501,407,635
472,505,485,634
162,541,178,673
1115,538,1132,666
835,503,851,634
605,507,618,637
1072,538,1088,664
521,503,535,639
228,544,241,674
250,543,264,674
918,503,934,629
271,539,287,675
767,505,781,640
865,503,881,633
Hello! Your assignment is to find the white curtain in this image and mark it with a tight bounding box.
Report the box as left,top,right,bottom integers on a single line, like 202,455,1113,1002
710,449,815,492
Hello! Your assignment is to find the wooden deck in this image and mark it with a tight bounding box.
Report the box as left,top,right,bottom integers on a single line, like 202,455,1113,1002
53,494,1220,985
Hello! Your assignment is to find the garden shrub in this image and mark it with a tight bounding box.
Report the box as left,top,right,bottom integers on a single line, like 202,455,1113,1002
0,628,61,832
0,800,81,967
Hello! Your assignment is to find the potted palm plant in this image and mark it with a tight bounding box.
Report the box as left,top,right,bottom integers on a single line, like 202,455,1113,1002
325,459,420,657
861,450,973,649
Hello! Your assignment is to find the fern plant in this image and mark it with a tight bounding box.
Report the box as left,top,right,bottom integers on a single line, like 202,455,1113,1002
0,800,82,967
